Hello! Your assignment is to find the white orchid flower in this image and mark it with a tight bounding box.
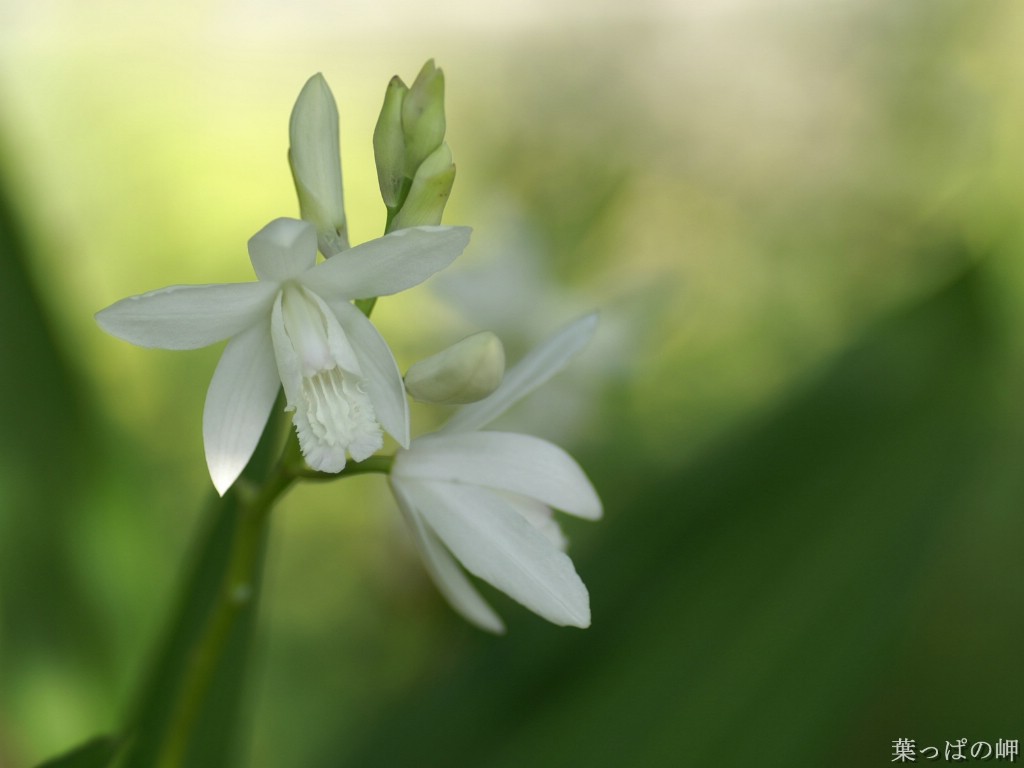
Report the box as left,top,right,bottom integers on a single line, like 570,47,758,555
390,314,602,633
97,217,471,495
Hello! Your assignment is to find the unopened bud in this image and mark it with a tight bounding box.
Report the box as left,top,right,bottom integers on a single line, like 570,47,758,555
373,75,409,208
401,59,446,177
405,332,505,405
390,143,456,230
289,73,349,256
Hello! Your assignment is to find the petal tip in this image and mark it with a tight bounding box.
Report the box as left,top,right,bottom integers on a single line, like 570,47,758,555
209,463,241,497
474,613,507,635
565,602,592,629
205,437,247,497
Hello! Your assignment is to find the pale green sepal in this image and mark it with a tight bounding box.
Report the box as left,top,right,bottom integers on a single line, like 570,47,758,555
401,59,446,177
289,73,349,256
95,281,279,351
373,76,409,208
405,331,504,405
298,225,471,301
390,143,456,230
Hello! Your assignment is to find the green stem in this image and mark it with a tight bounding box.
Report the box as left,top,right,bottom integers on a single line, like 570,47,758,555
152,436,393,767
293,454,394,480
155,441,298,768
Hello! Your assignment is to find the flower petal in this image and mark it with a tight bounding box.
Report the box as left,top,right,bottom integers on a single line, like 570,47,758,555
391,479,506,633
440,313,598,434
269,292,302,408
507,495,568,551
247,218,318,282
396,431,602,520
95,282,278,350
328,299,410,447
203,322,280,495
403,478,592,628
299,226,471,301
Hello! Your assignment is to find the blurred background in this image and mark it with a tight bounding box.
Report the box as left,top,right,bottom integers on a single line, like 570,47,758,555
2,0,1023,765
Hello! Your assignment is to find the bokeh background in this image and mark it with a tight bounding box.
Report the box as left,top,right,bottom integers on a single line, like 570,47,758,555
2,0,1023,766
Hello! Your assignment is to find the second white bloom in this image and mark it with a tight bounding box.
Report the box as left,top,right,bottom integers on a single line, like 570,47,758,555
390,314,602,633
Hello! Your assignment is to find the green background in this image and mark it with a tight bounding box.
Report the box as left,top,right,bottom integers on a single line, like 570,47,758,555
2,1,1022,766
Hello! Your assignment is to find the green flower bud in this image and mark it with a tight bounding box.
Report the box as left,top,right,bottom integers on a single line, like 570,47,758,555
405,332,505,405
401,59,446,177
390,143,456,230
289,73,349,256
373,75,409,208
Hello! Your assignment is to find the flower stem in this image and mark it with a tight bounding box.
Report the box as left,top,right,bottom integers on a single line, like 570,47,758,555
293,454,394,480
150,431,393,767
155,439,298,768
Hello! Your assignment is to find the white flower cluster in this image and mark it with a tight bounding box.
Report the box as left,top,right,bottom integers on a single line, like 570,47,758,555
95,70,601,631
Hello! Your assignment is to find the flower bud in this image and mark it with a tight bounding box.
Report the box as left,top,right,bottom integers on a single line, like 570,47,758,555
401,60,446,177
373,75,409,208
390,143,456,230
405,332,505,405
289,73,349,256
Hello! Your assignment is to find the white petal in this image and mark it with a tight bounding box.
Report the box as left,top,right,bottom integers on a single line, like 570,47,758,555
396,431,602,520
299,226,471,301
405,478,592,628
328,299,410,448
506,495,568,551
391,479,506,633
270,293,303,408
247,218,317,282
440,313,598,434
203,322,280,495
95,282,278,350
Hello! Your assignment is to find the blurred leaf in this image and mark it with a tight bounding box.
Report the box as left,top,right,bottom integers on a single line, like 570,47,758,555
35,736,120,768
329,258,1022,767
0,162,85,470
0,151,111,758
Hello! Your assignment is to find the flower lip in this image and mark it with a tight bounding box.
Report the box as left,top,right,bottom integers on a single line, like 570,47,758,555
271,285,382,473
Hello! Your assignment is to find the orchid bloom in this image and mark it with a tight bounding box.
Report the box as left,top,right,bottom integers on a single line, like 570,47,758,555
390,314,602,633
96,217,470,495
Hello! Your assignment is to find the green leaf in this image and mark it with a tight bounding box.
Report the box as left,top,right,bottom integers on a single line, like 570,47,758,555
0,150,110,767
35,736,121,768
